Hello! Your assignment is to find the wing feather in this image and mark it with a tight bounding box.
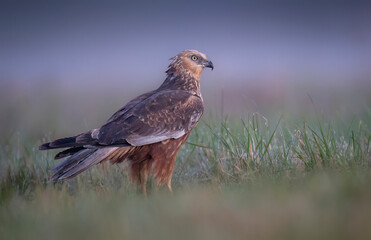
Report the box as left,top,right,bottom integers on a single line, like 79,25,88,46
98,90,203,146
106,90,156,122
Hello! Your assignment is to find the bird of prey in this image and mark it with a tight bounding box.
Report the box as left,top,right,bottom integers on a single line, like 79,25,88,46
39,49,213,195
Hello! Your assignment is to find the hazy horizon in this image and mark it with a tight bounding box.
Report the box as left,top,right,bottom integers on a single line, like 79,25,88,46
1,1,370,85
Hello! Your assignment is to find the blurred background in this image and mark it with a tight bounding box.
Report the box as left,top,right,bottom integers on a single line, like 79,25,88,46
1,0,370,138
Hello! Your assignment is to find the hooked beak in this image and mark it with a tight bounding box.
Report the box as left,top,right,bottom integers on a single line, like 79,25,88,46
203,61,214,70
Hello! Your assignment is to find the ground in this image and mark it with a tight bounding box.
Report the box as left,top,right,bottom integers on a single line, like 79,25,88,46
0,87,370,240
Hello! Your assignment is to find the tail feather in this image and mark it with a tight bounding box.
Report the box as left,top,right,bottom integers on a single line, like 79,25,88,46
50,148,96,181
50,147,119,181
54,147,85,159
57,147,118,180
39,131,130,151
39,136,81,150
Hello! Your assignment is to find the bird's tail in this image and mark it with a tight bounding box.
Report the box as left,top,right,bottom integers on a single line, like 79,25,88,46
39,130,100,151
49,147,120,181
39,136,82,150
40,132,132,181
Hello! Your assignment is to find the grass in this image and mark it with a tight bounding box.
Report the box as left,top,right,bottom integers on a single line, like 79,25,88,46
0,93,370,239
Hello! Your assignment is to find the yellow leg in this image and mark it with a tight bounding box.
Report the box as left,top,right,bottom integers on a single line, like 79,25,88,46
139,162,151,197
167,177,173,193
141,179,147,197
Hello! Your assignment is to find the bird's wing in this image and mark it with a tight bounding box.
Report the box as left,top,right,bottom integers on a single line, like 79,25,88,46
97,90,204,146
106,90,157,123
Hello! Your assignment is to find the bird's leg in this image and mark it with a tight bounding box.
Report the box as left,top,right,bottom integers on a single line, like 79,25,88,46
166,157,177,193
138,160,152,197
167,177,173,193
139,170,148,197
165,163,175,193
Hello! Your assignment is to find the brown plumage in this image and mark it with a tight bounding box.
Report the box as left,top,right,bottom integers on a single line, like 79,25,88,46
39,50,213,195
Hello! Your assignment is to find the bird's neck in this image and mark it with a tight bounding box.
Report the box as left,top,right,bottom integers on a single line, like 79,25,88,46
160,67,201,95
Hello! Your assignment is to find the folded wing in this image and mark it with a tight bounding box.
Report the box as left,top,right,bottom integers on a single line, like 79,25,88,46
98,90,204,146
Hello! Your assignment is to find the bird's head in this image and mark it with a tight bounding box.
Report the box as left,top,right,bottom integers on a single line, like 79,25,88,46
168,50,213,80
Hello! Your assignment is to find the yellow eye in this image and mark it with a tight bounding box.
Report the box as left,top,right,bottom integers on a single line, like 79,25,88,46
191,55,198,61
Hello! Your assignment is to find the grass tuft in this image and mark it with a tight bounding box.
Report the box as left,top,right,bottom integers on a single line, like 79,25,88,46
0,107,370,239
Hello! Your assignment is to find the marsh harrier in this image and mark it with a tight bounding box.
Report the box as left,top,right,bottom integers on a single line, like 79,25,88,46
39,50,213,195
